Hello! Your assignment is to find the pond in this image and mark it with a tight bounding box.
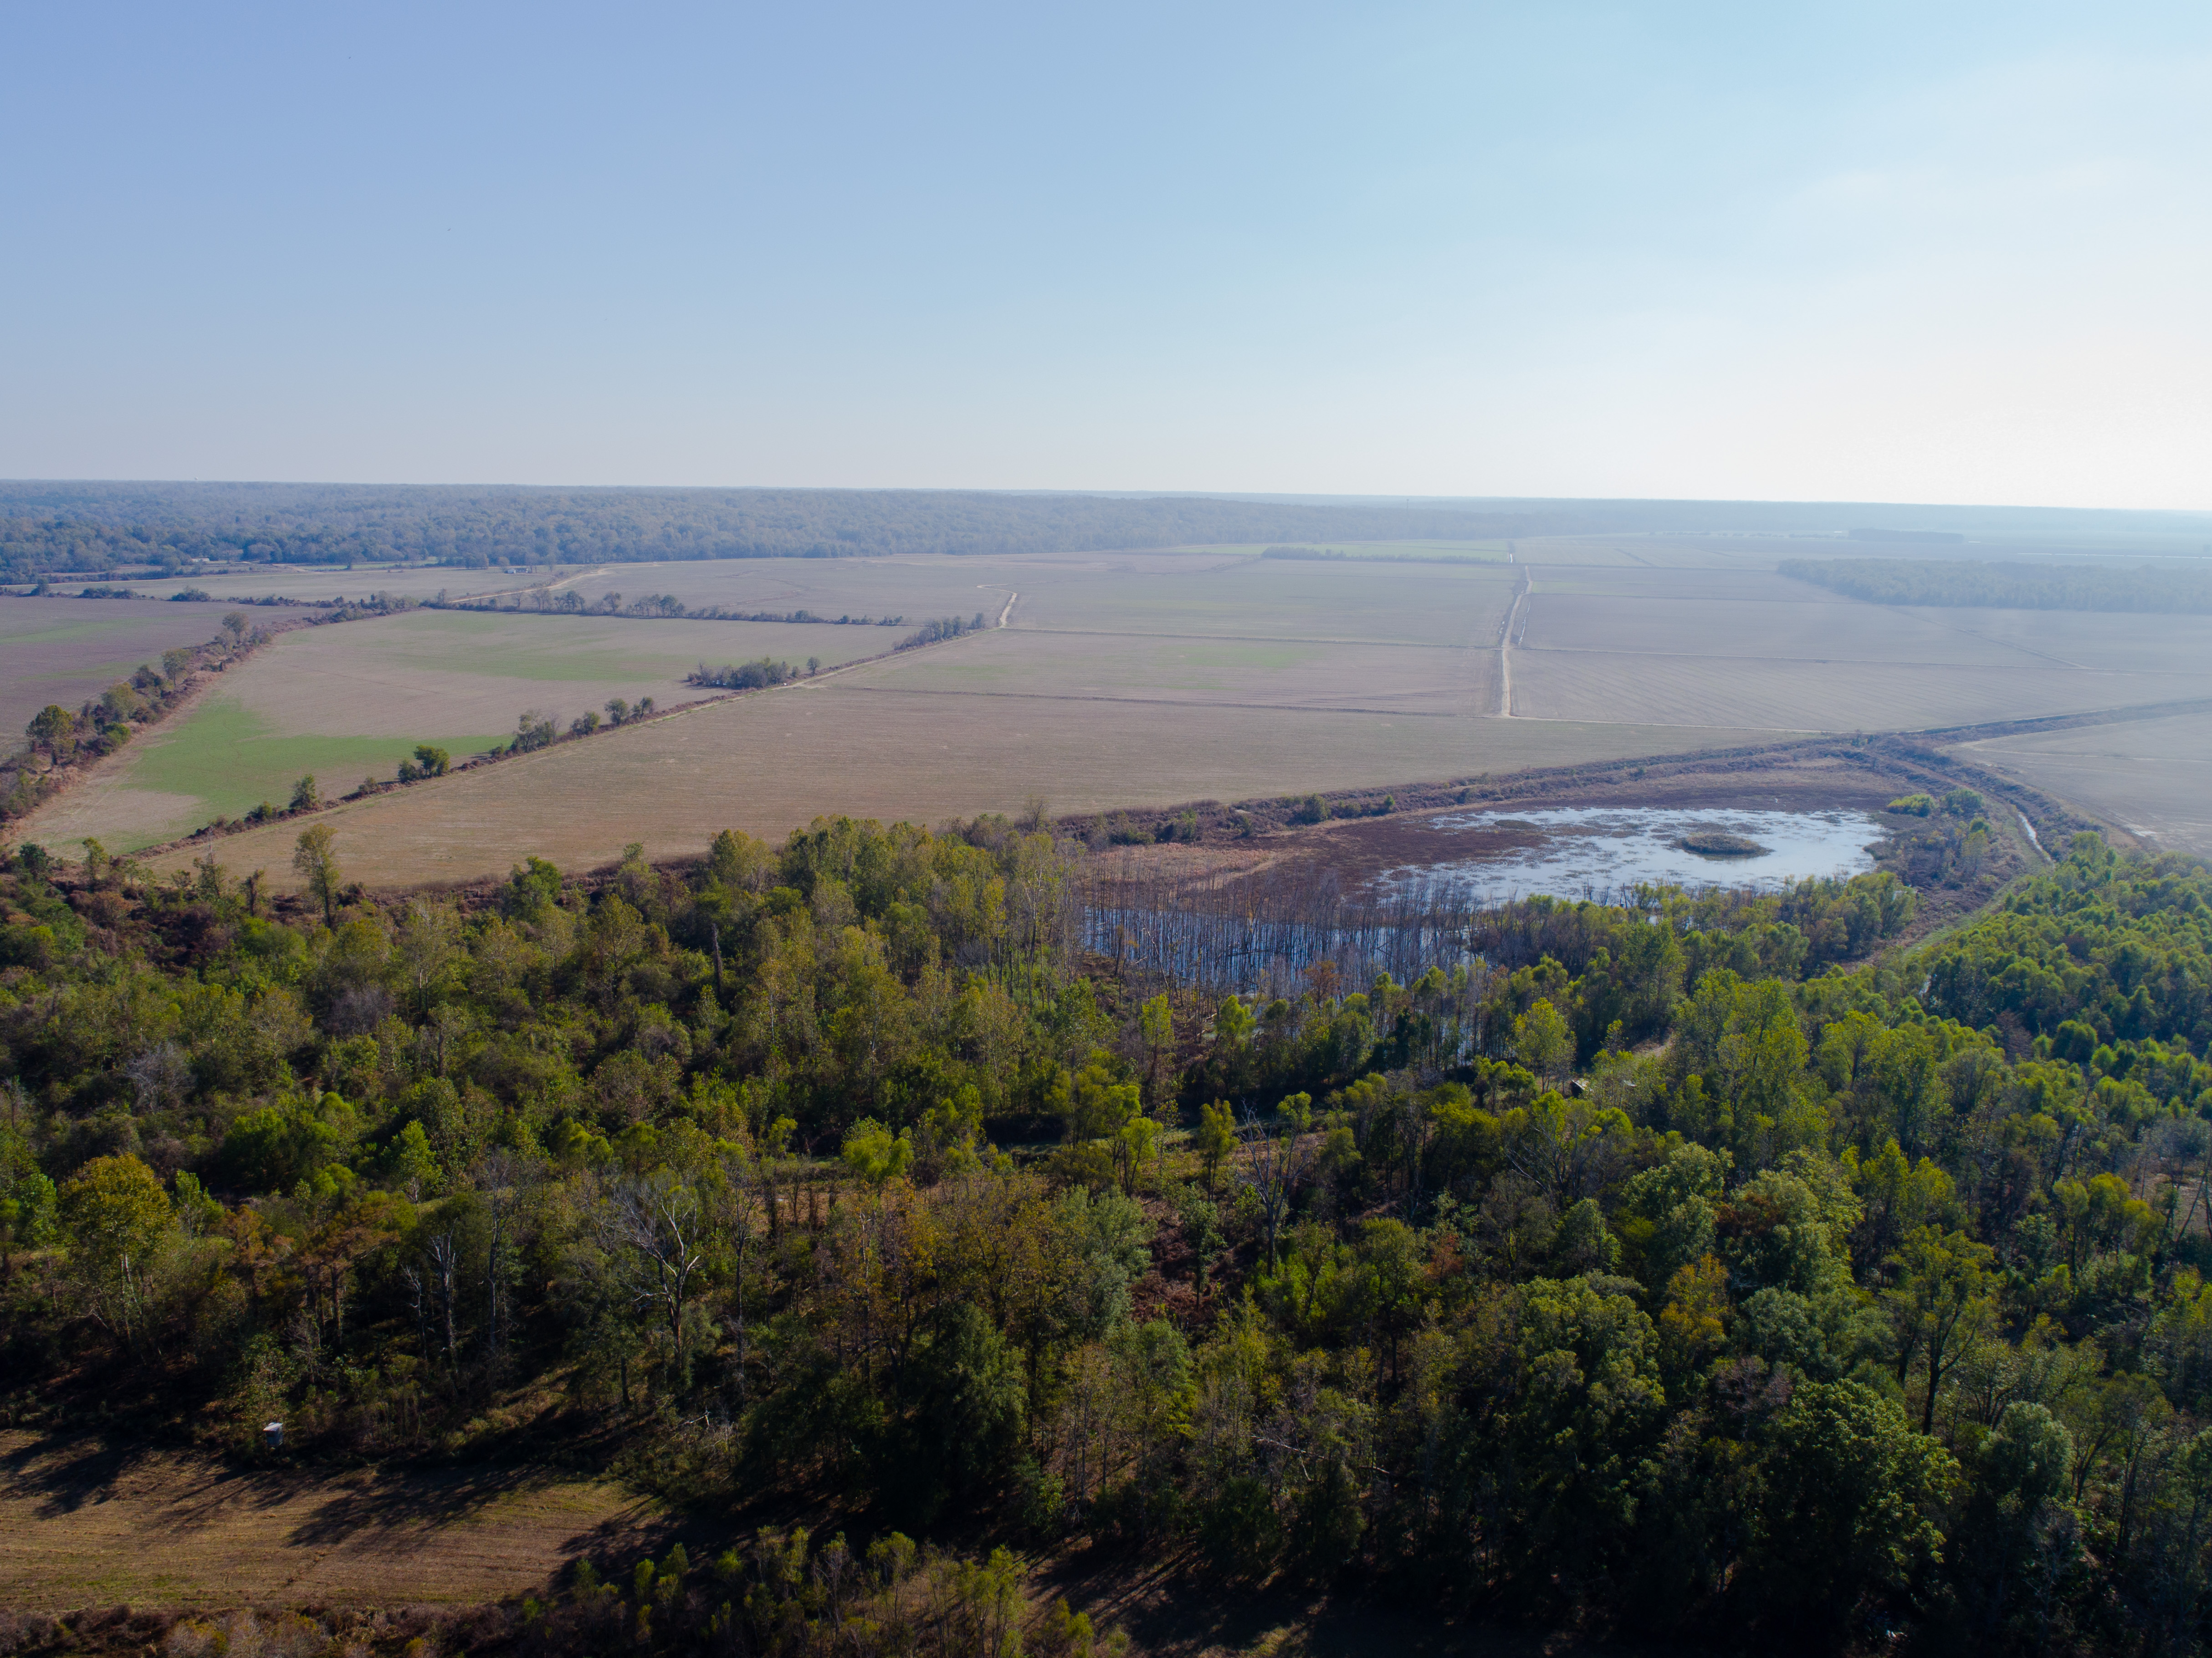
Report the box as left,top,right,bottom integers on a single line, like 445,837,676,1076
1374,805,1888,906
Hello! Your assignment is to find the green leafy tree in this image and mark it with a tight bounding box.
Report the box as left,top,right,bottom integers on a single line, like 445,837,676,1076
26,703,75,762
842,1117,913,1187
1514,998,1574,1084
1743,1379,1957,1622
0,1128,57,1274
1139,993,1175,1105
59,1154,172,1350
1197,1099,1237,1187
292,823,343,926
1887,1224,1995,1434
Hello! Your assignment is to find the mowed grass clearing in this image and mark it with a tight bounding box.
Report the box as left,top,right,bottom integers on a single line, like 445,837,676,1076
0,1432,659,1610
24,609,891,852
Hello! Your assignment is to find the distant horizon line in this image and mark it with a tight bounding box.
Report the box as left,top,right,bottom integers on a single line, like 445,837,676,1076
3,477,2210,523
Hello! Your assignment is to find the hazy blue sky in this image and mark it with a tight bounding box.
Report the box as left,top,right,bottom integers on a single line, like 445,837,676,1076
5,3,2209,506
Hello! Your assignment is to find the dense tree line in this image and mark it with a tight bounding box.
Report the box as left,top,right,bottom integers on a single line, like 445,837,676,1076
468,587,911,627
899,614,989,648
691,660,808,691
7,821,2212,1649
0,485,1562,578
1782,557,2212,613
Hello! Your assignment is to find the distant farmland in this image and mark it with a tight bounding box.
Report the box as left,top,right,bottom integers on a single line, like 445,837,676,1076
26,608,892,851
0,597,233,741
1508,565,2212,728
22,539,2212,885
1952,709,2212,857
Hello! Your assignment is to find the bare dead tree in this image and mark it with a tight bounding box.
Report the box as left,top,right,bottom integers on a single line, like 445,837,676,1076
598,1168,708,1387
1238,1109,1315,1269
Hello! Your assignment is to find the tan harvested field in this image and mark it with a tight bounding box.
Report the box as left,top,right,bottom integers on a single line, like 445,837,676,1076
1520,566,1859,601
1895,608,2212,677
1520,589,2035,665
1510,569,2212,732
1510,649,2210,732
861,627,1490,714
1509,535,1804,568
26,609,892,852
1015,558,1515,646
0,597,233,740
141,684,1783,889
1953,712,2212,857
0,1432,662,1610
221,610,893,736
543,549,1521,649
548,553,1047,619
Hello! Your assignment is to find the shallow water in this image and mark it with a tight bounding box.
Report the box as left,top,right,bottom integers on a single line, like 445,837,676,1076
1378,805,1886,906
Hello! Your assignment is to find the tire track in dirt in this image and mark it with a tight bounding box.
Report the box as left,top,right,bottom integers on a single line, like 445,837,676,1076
1498,569,1531,716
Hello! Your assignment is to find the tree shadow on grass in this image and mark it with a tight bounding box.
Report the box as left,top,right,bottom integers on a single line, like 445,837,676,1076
277,1464,594,1552
1,1430,619,1564
2,1433,169,1520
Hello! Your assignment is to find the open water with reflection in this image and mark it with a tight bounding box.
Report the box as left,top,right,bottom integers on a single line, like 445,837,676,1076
1377,806,1887,907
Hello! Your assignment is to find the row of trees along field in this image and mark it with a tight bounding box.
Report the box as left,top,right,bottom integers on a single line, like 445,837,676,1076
3,612,270,824
1781,557,2212,612
6,821,2212,1649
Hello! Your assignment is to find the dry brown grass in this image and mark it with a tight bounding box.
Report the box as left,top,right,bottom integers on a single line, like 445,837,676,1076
0,1432,660,1610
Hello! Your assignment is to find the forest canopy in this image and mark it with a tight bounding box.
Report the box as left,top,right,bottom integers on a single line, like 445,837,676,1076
1781,556,2212,612
0,484,1567,577
7,821,2212,1650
